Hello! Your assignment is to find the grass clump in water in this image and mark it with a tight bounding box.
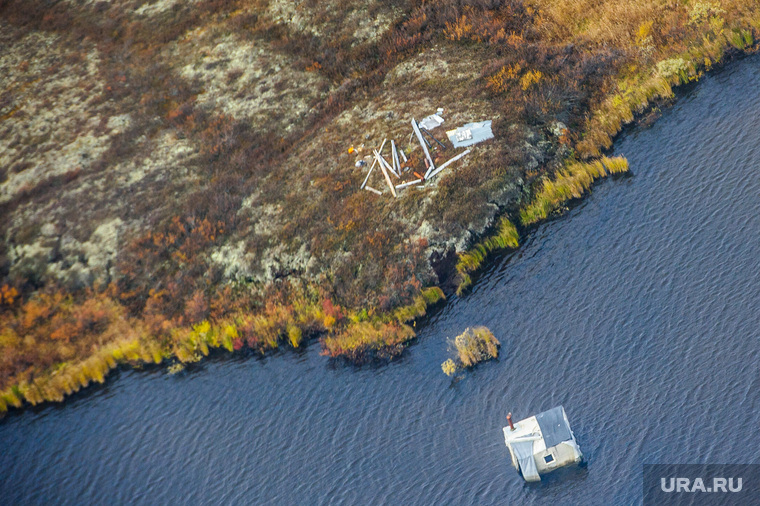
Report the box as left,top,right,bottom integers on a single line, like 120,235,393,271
520,156,629,226
167,363,185,375
441,358,457,376
442,326,500,375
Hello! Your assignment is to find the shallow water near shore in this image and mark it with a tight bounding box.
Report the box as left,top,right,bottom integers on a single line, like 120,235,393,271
3,54,760,505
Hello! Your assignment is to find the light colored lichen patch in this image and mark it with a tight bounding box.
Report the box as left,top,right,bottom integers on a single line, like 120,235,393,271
134,0,199,17
210,238,315,284
4,126,198,288
267,0,403,45
8,217,126,289
48,218,125,286
382,44,485,90
0,27,112,204
175,30,331,135
119,130,197,186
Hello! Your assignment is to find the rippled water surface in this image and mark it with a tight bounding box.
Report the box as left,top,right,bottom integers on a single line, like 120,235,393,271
3,55,760,505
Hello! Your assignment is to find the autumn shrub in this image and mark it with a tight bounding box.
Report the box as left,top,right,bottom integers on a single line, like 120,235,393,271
0,284,171,412
380,0,531,64
321,320,415,362
449,326,500,369
0,285,19,306
321,286,444,361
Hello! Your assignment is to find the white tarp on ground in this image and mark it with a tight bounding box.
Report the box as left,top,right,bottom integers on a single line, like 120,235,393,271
447,120,494,148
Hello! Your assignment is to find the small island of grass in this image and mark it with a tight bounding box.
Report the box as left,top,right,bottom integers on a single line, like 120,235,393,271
442,326,500,376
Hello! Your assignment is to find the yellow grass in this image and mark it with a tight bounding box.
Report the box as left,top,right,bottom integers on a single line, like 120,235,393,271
520,156,630,226
0,284,446,414
441,358,457,376
321,287,444,360
454,156,628,294
448,326,500,369
456,218,519,295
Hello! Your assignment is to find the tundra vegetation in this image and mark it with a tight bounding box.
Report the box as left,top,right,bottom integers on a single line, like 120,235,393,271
442,326,500,375
0,0,758,413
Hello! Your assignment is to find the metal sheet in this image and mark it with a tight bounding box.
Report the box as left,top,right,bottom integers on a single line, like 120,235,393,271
446,120,494,148
535,406,573,448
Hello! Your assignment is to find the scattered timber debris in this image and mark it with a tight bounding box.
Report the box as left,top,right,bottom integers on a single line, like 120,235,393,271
355,110,495,198
374,149,397,197
360,138,386,190
412,118,436,177
395,179,422,190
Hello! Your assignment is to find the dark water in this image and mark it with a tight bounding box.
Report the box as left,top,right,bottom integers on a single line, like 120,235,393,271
3,55,760,505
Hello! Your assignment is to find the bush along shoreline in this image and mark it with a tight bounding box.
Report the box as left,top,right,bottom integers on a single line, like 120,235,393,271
0,285,445,414
454,156,630,294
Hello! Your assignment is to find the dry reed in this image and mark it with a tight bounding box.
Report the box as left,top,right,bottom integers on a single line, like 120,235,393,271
456,218,519,295
442,326,500,375
520,156,629,226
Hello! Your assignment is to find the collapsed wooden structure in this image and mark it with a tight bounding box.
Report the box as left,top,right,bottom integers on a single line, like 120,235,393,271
357,113,491,198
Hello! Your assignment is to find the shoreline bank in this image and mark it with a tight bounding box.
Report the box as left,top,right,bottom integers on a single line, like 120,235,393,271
1,4,759,416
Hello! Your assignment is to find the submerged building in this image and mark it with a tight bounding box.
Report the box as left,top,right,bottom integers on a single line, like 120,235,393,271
503,405,583,482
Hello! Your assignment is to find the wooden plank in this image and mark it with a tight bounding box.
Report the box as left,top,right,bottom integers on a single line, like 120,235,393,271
391,140,400,173
360,162,374,190
398,146,408,163
426,149,471,180
376,138,387,158
374,150,397,198
377,149,399,178
412,119,436,178
361,138,386,189
395,178,422,189
365,186,382,195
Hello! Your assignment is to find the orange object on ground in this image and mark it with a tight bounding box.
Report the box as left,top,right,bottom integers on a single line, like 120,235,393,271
348,146,355,154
